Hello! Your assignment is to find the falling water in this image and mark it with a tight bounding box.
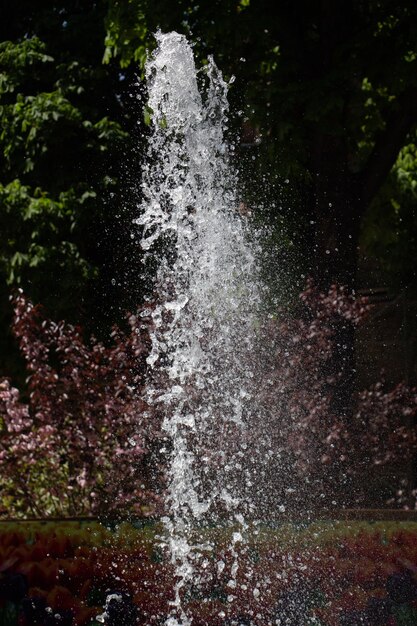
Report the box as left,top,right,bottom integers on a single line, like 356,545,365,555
137,32,263,624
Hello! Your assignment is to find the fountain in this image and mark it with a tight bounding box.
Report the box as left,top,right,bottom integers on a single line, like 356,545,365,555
136,31,264,624
0,30,416,626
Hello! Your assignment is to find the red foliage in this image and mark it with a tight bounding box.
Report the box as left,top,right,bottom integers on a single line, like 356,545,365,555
0,290,162,518
0,282,416,517
248,281,417,509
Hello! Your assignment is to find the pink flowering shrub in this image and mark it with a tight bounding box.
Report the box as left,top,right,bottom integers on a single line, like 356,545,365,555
0,291,162,518
1,283,416,518
249,281,417,510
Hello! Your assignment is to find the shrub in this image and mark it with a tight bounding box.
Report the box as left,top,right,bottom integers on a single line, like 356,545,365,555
0,290,161,518
1,283,416,517
247,281,417,510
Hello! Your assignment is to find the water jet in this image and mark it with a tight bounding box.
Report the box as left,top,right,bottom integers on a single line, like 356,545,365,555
137,31,263,625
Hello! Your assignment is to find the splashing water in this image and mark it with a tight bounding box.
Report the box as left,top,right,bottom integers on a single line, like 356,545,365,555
137,32,263,624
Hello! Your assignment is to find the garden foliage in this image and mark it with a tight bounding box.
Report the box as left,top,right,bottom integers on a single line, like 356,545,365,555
0,285,416,517
0,0,417,514
253,282,417,510
104,0,417,290
0,291,161,518
0,4,142,380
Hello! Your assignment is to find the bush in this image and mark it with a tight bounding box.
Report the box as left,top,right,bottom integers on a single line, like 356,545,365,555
1,283,416,517
0,290,162,518
246,281,417,509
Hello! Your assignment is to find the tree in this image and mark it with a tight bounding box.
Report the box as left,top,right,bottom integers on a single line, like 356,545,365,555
362,137,417,291
0,1,147,380
3,2,417,343
103,0,417,286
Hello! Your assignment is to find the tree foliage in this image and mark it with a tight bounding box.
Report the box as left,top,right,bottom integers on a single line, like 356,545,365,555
0,2,140,380
104,0,417,289
2,2,417,347
362,138,417,288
